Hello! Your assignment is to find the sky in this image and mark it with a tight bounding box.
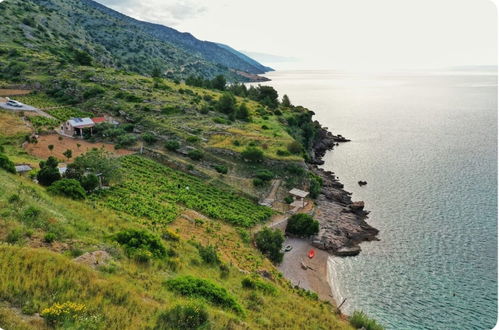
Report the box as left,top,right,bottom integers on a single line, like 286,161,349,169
95,0,497,70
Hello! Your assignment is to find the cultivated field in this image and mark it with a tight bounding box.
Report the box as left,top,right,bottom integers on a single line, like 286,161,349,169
24,134,133,161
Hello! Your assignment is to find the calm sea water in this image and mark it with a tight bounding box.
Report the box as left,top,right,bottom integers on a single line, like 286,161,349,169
259,70,498,329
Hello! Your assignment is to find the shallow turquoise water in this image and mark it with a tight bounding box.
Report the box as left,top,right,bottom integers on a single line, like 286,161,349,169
260,70,497,329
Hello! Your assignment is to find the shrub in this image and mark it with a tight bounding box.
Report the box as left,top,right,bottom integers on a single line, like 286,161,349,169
197,245,220,265
349,311,384,330
8,194,20,204
142,132,158,144
44,232,57,243
219,263,230,279
165,140,180,151
309,174,323,199
236,103,250,121
216,93,236,114
186,136,200,143
252,178,264,187
255,170,274,181
80,173,99,192
37,157,61,186
287,141,302,155
276,149,291,157
162,229,180,242
155,303,210,330
41,302,86,326
241,277,277,295
286,213,319,237
47,179,86,200
113,229,166,259
165,276,243,314
284,196,294,204
116,134,137,147
241,147,264,163
0,153,15,173
188,149,204,161
236,228,250,243
254,228,284,264
212,164,228,174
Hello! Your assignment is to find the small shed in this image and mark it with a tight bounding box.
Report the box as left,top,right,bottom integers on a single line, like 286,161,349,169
15,164,32,176
58,167,67,176
289,188,309,208
63,118,95,137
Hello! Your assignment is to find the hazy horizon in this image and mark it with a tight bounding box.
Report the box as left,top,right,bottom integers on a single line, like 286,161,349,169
94,0,497,71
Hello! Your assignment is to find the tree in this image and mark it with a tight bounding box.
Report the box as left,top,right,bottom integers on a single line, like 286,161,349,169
211,75,226,91
62,149,72,161
286,213,319,237
0,153,15,174
282,94,292,107
236,103,250,121
48,145,54,153
69,149,120,185
73,49,92,66
81,173,100,192
241,147,264,163
255,228,284,263
47,179,86,200
216,93,236,115
37,156,61,186
152,67,162,78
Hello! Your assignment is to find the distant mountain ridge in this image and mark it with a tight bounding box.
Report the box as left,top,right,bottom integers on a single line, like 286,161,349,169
0,0,271,80
83,0,273,75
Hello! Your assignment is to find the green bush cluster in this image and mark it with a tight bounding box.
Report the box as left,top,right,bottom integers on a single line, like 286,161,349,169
155,303,210,330
286,213,319,237
165,276,243,315
47,179,86,200
241,277,277,295
254,228,284,264
0,153,15,174
113,229,166,261
349,311,384,330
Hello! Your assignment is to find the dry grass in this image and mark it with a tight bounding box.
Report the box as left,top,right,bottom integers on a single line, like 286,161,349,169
0,111,31,137
0,89,32,97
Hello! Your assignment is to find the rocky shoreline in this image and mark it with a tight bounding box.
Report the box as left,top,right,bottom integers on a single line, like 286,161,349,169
308,125,379,256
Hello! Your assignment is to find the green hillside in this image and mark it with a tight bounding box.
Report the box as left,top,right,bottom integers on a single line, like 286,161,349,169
0,0,374,329
0,0,270,81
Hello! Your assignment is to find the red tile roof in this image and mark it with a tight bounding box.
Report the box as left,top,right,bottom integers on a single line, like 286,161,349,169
92,117,106,124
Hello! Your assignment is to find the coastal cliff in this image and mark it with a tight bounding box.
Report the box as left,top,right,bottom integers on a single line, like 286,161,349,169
308,125,379,256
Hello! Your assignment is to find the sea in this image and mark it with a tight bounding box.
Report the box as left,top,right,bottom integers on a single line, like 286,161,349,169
256,69,498,329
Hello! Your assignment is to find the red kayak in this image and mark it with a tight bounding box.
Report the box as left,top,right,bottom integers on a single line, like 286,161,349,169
308,249,315,259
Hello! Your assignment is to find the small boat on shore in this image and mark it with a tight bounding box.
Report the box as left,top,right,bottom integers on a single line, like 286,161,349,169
308,249,315,259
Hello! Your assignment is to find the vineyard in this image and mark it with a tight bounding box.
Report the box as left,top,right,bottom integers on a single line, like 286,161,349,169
46,107,92,121
28,116,60,129
102,155,273,227
15,93,63,109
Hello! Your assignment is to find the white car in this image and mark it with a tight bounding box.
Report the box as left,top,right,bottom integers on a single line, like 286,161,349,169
6,100,23,107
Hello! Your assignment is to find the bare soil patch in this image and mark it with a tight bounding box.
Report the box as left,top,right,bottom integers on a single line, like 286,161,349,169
24,134,133,161
0,89,32,97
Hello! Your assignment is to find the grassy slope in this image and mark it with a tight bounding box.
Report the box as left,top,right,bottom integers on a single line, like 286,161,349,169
0,161,352,329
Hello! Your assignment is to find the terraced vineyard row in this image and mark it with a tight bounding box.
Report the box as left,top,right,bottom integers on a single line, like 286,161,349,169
103,155,273,227
46,107,92,121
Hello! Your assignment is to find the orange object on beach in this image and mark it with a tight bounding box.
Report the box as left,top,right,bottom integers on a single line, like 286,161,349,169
308,249,315,259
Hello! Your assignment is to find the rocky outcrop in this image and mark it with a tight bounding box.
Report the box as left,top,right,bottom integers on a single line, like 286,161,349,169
310,123,351,165
308,130,379,257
